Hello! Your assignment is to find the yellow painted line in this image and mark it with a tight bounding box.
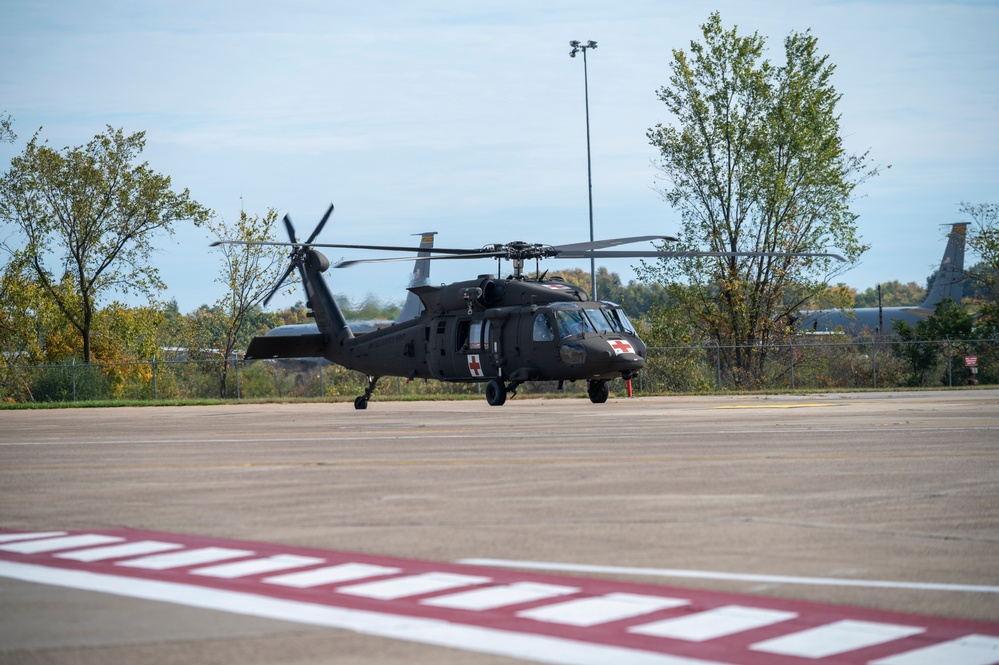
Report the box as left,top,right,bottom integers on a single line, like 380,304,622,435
715,403,841,409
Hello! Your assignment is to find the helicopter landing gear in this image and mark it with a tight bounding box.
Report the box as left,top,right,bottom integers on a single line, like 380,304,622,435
587,379,609,404
354,375,380,410
485,378,507,406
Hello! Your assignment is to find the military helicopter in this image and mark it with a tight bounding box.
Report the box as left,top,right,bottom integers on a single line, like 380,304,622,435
218,204,844,408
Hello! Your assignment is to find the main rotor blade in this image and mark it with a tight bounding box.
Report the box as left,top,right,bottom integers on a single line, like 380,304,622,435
553,235,678,252
556,250,847,261
335,252,506,268
305,204,334,244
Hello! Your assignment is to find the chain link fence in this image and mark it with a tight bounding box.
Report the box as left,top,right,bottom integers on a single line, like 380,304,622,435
2,337,995,404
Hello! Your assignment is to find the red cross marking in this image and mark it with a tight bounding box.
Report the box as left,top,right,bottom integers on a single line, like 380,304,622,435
467,354,483,376
610,340,634,355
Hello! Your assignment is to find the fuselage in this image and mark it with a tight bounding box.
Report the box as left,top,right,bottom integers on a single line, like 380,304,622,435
332,275,647,384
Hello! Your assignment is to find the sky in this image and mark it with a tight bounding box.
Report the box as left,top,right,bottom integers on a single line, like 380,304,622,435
2,0,997,314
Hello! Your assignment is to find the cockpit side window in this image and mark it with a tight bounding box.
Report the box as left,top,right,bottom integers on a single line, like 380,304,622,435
605,307,636,334
532,312,555,341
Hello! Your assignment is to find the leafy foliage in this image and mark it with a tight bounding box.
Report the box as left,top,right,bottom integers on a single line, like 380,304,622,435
853,280,926,308
199,209,288,397
546,267,667,317
640,12,878,386
962,201,999,302
0,126,211,361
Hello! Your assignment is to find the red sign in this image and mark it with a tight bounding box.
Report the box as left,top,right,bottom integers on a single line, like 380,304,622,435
965,356,978,367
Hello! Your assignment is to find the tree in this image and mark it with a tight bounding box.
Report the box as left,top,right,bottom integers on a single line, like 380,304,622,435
640,12,877,386
0,126,211,362
203,209,287,397
892,299,975,386
0,112,14,144
961,201,999,302
546,267,668,318
853,280,925,308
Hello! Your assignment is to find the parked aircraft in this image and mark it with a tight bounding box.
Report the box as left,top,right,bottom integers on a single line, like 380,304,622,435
797,223,967,335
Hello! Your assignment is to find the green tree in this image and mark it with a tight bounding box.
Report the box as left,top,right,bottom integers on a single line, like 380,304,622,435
641,12,877,386
962,201,999,302
204,209,288,397
892,299,975,386
0,126,211,362
853,280,925,308
0,111,14,144
547,266,668,317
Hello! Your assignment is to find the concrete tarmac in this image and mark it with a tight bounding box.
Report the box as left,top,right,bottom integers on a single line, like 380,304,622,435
1,390,998,664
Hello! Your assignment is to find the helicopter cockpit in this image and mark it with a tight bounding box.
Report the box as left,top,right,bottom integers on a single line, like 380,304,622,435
539,302,637,340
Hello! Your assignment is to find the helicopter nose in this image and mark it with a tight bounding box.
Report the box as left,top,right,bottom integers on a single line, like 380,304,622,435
610,352,645,372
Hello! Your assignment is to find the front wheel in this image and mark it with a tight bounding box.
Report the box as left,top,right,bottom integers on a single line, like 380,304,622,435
485,379,507,406
354,395,368,410
587,380,609,404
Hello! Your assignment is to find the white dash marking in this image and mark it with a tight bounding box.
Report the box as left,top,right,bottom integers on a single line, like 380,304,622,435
629,605,797,642
751,619,925,658
116,547,254,570
518,592,689,627
0,531,68,543
421,582,580,611
0,560,731,665
55,541,183,561
264,563,401,588
870,634,999,665
0,533,123,553
337,572,491,600
192,554,325,579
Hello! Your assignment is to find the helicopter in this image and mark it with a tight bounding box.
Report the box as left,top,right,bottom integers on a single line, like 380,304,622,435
217,204,845,409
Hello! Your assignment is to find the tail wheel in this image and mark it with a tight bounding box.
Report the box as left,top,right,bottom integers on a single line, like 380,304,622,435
485,379,507,406
587,380,609,404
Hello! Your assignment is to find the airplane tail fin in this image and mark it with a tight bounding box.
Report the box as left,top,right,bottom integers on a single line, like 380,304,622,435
919,223,967,309
396,231,437,322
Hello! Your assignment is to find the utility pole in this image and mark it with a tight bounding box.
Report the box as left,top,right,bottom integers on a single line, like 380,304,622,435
569,39,598,300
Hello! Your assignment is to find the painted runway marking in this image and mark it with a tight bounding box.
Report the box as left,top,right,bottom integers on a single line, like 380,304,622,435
750,620,926,659
0,533,123,553
2,528,998,665
264,562,400,588
461,558,999,594
422,581,580,611
517,593,690,627
630,605,798,641
715,403,841,409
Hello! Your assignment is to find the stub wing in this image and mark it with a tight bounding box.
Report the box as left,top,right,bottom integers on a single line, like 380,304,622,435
245,333,326,360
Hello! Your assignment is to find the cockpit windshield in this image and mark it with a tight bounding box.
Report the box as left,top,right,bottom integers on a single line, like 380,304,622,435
602,304,636,335
550,303,595,339
584,308,615,333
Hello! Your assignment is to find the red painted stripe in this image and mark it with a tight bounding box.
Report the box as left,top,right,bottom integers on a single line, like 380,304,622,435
2,528,997,665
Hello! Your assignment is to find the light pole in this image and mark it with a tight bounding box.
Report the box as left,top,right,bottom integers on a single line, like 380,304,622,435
569,39,598,300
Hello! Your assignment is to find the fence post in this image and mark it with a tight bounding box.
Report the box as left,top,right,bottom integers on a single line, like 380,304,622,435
946,338,952,387
789,341,795,390
235,357,241,400
72,359,77,402
152,356,158,400
715,341,722,392
872,339,877,390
